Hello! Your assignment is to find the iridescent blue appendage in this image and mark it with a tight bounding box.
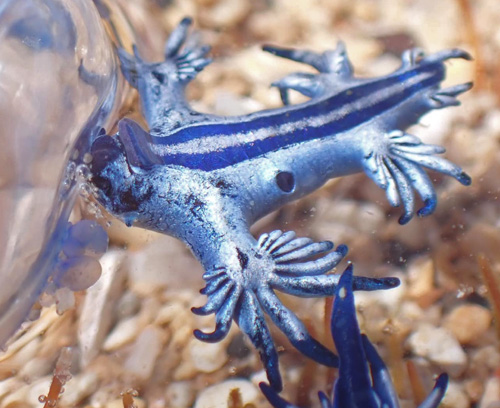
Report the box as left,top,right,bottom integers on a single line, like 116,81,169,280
260,265,448,407
192,230,400,391
264,44,472,225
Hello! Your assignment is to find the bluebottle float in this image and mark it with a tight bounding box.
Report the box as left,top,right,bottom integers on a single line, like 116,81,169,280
89,18,471,390
260,265,449,408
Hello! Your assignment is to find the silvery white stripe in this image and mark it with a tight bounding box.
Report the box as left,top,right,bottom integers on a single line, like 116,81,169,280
151,71,433,157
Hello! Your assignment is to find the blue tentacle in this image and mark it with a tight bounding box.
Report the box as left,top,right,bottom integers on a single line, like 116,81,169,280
193,283,241,342
361,335,400,406
260,264,449,408
236,291,282,391
257,286,339,367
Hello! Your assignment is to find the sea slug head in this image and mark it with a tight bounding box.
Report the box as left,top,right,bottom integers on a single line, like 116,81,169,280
89,134,135,214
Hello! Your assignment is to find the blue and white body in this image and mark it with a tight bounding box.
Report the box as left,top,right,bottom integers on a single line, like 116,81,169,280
260,264,449,408
90,18,470,390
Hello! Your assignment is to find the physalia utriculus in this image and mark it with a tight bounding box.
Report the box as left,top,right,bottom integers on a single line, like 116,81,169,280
0,0,125,347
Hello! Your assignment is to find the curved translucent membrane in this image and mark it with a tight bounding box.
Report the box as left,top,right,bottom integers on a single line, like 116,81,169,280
0,0,120,346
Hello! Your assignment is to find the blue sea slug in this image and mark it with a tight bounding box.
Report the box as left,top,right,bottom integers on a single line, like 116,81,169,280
90,18,471,390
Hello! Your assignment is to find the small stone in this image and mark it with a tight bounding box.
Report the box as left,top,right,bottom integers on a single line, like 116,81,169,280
407,323,467,377
399,301,425,322
165,381,195,408
193,379,259,408
470,346,500,379
479,377,500,408
60,371,100,406
155,303,189,326
189,337,228,373
1,376,51,407
174,332,229,380
18,356,53,380
124,326,164,381
116,291,141,319
443,304,492,346
441,381,470,408
249,369,268,388
0,378,22,401
79,250,127,365
406,258,435,300
200,0,250,28
127,236,203,296
102,315,141,351
105,396,146,408
464,379,484,404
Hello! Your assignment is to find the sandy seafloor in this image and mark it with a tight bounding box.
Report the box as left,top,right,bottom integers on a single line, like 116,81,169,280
2,0,500,407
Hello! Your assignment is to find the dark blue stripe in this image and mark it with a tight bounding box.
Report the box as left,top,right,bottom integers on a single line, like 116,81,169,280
153,63,444,171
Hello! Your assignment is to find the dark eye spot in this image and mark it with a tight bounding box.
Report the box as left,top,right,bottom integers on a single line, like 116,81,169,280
92,175,112,196
276,171,295,193
152,71,166,83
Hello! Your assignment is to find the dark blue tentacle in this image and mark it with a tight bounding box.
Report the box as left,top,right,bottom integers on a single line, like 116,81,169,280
259,383,299,408
417,374,449,408
361,335,400,407
192,230,400,391
271,273,400,297
260,264,449,407
193,282,241,342
236,291,282,391
257,286,339,367
331,265,380,408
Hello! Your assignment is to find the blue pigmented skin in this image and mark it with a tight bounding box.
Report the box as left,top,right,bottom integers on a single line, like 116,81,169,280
90,18,471,391
259,265,449,408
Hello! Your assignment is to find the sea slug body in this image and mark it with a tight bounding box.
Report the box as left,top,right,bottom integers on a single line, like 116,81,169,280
90,18,471,391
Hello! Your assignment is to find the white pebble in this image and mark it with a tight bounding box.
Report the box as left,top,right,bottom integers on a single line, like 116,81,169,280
441,381,470,408
165,381,195,408
194,379,259,408
189,337,228,373
60,371,100,406
407,323,467,377
1,376,50,407
18,356,53,380
479,377,500,408
124,326,164,381
127,236,203,295
103,315,141,351
250,369,268,388
0,378,21,400
79,250,127,365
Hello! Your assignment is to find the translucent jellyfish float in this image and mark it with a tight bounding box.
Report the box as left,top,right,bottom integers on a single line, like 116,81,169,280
0,0,128,346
